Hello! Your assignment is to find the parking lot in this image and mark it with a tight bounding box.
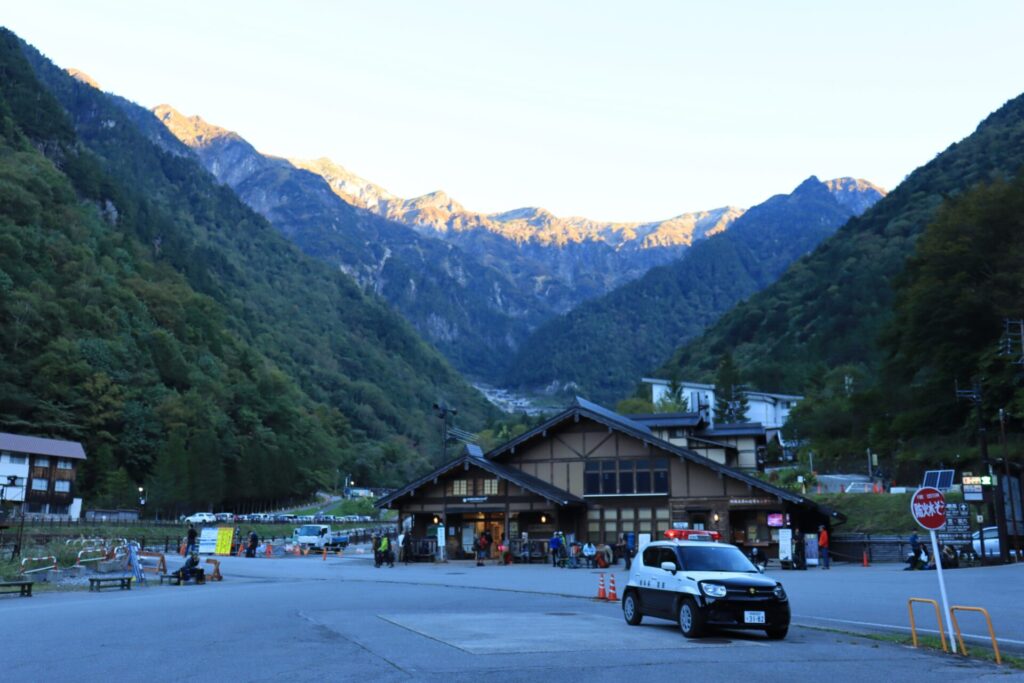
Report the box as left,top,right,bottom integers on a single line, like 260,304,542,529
2,550,1022,681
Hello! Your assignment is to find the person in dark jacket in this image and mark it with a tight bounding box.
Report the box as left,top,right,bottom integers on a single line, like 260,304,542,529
246,530,259,558
185,524,198,556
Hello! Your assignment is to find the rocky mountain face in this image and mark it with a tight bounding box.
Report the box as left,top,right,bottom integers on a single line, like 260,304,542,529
503,176,885,403
149,105,543,378
294,157,744,314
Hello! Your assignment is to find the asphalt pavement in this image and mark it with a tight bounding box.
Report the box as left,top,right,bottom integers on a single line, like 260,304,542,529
1,551,1021,682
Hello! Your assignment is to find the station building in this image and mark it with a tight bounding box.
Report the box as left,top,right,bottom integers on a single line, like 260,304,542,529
377,398,841,561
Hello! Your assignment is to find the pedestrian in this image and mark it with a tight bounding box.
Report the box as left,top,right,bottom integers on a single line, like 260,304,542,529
549,531,563,567
475,532,490,566
372,533,381,568
905,531,922,570
402,531,413,565
185,523,198,556
817,524,830,569
380,533,393,567
246,529,258,558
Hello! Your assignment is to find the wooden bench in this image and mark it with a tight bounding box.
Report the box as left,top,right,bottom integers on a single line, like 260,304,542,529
0,580,33,597
160,573,182,586
88,576,132,592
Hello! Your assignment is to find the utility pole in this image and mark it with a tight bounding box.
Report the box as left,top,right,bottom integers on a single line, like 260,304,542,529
433,402,457,462
956,380,1010,563
999,409,1022,560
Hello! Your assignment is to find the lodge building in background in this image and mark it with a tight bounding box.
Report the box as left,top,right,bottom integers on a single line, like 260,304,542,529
0,433,87,519
378,398,840,561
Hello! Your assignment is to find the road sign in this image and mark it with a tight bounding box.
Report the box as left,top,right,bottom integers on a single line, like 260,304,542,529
911,486,957,653
911,487,947,530
938,503,972,543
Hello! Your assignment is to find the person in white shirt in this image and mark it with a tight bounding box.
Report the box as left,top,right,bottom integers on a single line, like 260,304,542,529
582,541,597,568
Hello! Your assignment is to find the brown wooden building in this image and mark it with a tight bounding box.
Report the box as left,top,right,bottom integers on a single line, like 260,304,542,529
0,432,87,518
378,398,841,560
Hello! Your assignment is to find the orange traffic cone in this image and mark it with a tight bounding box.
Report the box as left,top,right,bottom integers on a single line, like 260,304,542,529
236,542,245,557
179,543,186,557
862,549,870,567
606,574,618,602
596,572,606,600
265,543,273,558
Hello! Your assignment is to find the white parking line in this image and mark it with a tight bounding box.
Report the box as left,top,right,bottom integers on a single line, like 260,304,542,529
794,614,1024,646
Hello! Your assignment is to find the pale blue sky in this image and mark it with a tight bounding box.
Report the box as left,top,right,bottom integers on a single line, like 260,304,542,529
5,1,1023,221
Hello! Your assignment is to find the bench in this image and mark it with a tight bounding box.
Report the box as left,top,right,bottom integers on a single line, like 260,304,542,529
160,573,183,586
0,580,33,597
88,576,132,592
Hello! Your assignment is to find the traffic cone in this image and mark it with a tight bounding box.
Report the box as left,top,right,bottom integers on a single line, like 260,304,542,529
179,543,186,557
596,572,606,600
606,574,618,602
265,543,273,558
862,549,870,567
236,543,245,557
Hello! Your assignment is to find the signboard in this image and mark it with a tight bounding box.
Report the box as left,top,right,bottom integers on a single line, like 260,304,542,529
778,528,793,563
198,527,219,554
462,496,488,503
962,475,993,502
938,503,972,543
911,487,947,530
214,527,234,555
767,513,785,528
910,486,957,653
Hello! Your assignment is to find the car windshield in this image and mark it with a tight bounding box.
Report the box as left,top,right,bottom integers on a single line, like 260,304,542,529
298,525,322,535
679,545,758,572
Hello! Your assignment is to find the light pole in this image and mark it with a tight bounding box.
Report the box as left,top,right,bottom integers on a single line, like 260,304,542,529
432,402,457,461
138,486,146,519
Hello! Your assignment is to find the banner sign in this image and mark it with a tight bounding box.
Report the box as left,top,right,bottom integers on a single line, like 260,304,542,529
198,527,219,554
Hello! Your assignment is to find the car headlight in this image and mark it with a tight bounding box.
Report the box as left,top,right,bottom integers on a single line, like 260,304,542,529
773,584,787,600
702,582,727,598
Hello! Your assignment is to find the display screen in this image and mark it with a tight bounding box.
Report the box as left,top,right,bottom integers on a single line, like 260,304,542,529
767,513,785,528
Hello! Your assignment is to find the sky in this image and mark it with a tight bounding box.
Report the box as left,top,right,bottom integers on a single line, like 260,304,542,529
4,1,1024,221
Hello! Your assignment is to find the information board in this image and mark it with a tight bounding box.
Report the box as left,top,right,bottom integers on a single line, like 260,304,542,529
938,503,972,543
198,527,219,554
214,527,234,555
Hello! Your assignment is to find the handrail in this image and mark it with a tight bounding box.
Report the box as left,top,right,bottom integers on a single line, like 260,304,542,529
949,606,1001,665
907,597,949,652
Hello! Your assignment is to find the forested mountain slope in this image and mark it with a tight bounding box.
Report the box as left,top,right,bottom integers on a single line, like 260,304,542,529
504,177,881,403
660,93,1024,393
0,30,496,512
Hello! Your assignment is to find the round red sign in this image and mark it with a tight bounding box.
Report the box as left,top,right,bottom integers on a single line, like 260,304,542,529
911,487,947,530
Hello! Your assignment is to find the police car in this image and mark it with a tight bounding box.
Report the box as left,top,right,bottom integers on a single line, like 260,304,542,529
621,537,790,639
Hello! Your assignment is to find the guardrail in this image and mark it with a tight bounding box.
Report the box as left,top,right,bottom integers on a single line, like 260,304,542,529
949,606,1001,665
19,556,58,575
907,597,949,652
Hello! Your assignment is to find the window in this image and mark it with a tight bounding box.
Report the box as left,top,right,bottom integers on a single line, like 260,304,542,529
584,461,600,495
600,461,616,493
642,546,660,567
584,458,670,495
34,456,49,467
57,459,73,470
448,479,468,496
32,478,48,491
54,481,71,493
481,479,498,495
618,465,635,494
6,453,26,465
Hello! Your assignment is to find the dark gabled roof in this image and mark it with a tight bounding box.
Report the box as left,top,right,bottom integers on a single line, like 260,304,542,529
376,449,584,509
698,422,767,437
487,397,806,506
627,413,705,429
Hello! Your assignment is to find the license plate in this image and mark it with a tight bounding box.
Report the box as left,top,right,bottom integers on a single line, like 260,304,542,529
744,611,766,624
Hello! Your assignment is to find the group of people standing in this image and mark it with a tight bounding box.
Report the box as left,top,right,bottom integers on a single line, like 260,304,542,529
548,531,619,569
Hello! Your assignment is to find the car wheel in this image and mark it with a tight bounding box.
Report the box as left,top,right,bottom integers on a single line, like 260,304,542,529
677,597,706,638
765,626,788,640
622,591,643,626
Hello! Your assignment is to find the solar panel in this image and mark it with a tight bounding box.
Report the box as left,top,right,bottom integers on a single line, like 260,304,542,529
922,469,956,491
